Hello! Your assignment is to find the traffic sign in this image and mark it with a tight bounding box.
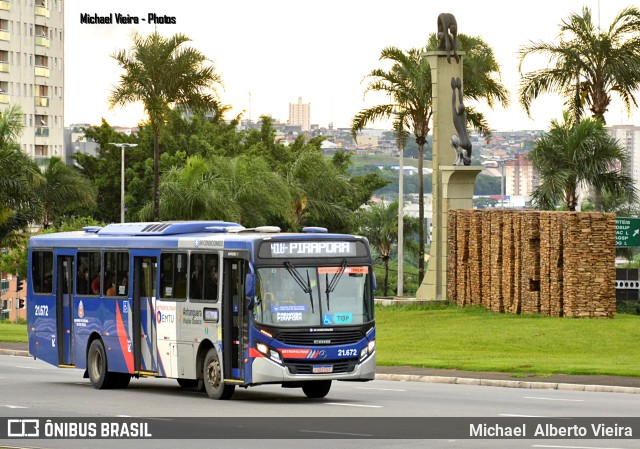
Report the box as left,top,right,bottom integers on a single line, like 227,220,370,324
615,217,640,247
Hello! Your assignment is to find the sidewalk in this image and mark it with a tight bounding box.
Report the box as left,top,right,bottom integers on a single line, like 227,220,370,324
2,342,639,394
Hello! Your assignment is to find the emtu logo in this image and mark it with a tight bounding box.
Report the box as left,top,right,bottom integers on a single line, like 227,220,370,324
7,419,40,437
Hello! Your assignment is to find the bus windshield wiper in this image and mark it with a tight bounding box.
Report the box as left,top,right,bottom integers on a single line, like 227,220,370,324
325,259,347,311
284,261,314,313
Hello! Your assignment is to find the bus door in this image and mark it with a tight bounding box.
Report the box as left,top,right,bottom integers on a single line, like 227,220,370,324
133,256,158,373
56,255,74,366
222,257,245,381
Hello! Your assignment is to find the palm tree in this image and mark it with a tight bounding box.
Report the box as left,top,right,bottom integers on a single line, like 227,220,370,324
519,6,640,123
35,157,96,229
352,35,508,283
140,155,293,227
0,105,43,242
529,113,636,211
357,200,419,296
110,31,223,221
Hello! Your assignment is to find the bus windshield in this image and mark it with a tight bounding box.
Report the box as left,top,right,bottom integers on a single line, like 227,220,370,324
254,264,373,327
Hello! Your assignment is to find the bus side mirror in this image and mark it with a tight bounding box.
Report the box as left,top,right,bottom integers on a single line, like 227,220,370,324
372,271,377,292
245,273,256,309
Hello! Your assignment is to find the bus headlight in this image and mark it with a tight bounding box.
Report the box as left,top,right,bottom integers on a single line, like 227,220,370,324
360,340,375,361
256,343,282,364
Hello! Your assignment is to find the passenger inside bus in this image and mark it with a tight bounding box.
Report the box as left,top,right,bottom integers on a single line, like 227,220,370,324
118,276,128,296
105,273,117,296
190,257,204,299
204,266,218,300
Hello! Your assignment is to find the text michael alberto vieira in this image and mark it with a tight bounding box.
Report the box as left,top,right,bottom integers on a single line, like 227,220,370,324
80,13,176,24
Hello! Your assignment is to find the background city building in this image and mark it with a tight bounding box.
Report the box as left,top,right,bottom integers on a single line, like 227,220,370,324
608,125,640,194
288,96,310,132
0,0,64,166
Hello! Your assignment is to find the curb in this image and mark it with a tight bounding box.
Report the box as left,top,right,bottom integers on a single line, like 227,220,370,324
375,373,640,395
3,350,637,395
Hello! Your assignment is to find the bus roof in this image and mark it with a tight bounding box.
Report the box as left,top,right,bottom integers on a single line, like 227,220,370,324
28,221,364,250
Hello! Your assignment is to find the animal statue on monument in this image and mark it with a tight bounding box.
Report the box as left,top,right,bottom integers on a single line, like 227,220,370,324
437,13,460,64
450,77,472,166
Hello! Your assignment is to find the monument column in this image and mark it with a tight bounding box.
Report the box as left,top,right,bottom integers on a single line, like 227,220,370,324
416,50,482,300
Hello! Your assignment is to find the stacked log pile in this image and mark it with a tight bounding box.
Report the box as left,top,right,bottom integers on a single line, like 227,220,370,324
447,210,615,317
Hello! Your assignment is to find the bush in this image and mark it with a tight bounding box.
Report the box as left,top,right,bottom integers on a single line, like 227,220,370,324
617,301,640,315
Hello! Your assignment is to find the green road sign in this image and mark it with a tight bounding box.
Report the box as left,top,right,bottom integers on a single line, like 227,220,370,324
616,217,640,247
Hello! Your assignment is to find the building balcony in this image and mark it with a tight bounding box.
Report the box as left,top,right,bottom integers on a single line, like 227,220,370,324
35,126,49,137
35,36,50,47
0,30,9,42
35,96,49,107
0,1,9,11
35,6,49,17
35,66,49,77
0,94,8,104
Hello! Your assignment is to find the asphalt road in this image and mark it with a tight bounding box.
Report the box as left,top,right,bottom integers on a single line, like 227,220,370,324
0,355,639,449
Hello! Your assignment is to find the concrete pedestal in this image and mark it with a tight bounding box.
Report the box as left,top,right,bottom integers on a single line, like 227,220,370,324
417,166,483,300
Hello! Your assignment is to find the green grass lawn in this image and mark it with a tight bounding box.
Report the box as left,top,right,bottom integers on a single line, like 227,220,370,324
3,304,640,377
0,321,28,343
375,303,640,377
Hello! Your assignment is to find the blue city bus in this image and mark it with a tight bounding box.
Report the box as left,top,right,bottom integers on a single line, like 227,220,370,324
27,221,376,399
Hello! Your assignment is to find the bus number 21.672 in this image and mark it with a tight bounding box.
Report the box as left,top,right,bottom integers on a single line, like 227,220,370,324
35,305,49,316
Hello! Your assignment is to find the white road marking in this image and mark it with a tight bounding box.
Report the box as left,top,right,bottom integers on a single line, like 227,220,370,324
532,445,625,449
525,396,585,402
499,414,548,418
1,404,28,409
13,365,43,370
355,387,407,392
325,402,383,408
300,429,373,437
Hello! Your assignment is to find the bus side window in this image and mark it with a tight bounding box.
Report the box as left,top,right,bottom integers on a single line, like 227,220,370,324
78,251,101,296
161,252,187,300
32,251,53,294
104,251,129,298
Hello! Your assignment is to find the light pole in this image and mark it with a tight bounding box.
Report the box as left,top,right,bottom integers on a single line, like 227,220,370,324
109,143,138,223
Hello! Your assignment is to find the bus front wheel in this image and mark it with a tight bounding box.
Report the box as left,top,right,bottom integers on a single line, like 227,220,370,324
302,380,332,398
87,339,116,389
203,348,235,400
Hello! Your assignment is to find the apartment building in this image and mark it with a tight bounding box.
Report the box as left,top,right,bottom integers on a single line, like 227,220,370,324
288,97,310,132
608,125,640,193
0,0,64,166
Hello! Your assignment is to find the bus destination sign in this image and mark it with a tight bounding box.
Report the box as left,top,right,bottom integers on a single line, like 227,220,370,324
266,241,357,258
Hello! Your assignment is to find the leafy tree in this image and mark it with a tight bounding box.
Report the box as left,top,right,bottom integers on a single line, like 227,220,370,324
357,200,420,296
519,6,640,123
352,35,508,283
73,121,150,223
110,31,224,221
529,114,637,211
36,157,96,229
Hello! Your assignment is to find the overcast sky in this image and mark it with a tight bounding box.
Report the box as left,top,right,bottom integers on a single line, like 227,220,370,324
65,0,640,131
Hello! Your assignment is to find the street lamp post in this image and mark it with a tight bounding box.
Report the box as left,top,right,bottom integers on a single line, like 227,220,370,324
109,143,138,223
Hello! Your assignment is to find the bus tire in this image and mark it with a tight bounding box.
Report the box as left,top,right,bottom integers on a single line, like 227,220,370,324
203,348,235,400
87,339,116,389
302,380,332,399
116,373,131,389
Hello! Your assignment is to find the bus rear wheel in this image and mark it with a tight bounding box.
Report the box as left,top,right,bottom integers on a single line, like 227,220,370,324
87,339,117,389
203,348,235,400
302,380,332,398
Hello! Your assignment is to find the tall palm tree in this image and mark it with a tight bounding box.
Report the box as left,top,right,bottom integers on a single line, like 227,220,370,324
529,113,636,211
35,157,96,229
519,6,640,123
357,200,419,296
110,31,223,221
352,35,508,283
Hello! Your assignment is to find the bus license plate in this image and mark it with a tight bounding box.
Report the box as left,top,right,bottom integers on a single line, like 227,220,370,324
312,365,333,374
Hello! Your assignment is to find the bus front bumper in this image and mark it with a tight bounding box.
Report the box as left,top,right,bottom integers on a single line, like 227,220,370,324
250,351,376,385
